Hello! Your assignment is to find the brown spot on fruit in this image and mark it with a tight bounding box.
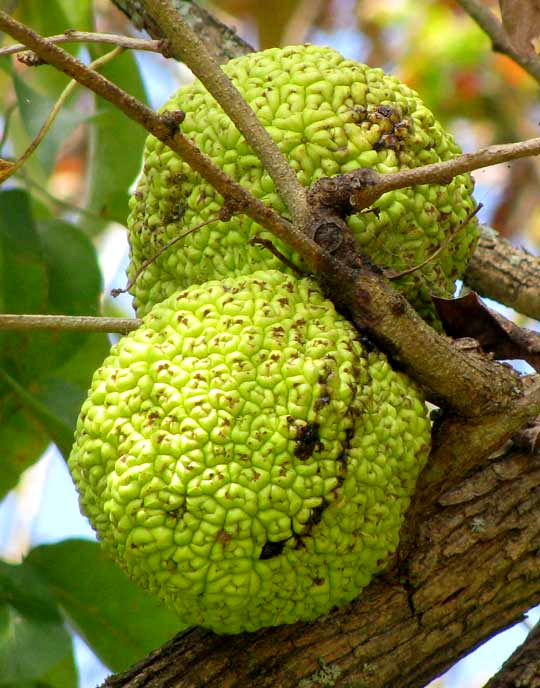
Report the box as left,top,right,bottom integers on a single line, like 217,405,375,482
294,422,321,460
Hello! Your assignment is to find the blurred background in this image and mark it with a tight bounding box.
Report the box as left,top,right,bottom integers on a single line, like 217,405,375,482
1,0,539,686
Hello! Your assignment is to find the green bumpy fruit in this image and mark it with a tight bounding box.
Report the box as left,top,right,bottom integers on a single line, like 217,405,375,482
69,270,431,634
127,44,478,323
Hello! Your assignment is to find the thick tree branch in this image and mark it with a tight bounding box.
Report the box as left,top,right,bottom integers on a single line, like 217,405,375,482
100,444,540,688
454,0,540,83
111,0,253,63
482,621,540,687
465,225,540,321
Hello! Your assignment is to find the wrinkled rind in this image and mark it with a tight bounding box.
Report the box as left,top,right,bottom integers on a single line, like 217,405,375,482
127,44,478,323
69,270,431,633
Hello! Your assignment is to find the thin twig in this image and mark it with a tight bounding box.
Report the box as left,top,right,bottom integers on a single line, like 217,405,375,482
0,314,140,333
111,215,223,296
0,46,124,184
141,0,310,225
388,203,483,280
248,235,305,276
454,0,540,83
346,139,540,212
0,30,165,58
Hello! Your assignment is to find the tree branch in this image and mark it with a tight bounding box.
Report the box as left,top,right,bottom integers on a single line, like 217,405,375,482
0,8,533,418
465,225,540,321
111,0,253,63
0,30,164,58
482,621,540,688
454,0,540,83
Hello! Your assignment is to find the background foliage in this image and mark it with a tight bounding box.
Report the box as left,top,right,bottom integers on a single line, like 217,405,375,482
0,1,539,686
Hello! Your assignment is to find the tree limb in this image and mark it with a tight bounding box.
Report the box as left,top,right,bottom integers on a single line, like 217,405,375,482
0,314,140,334
111,0,253,63
141,0,309,226
454,0,540,83
482,621,540,688
465,225,540,321
0,30,164,58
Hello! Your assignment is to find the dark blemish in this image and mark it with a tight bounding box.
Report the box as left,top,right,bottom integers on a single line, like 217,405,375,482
313,577,325,586
304,498,328,528
259,539,287,560
357,332,377,352
294,422,321,460
217,530,232,546
337,449,348,472
314,394,331,410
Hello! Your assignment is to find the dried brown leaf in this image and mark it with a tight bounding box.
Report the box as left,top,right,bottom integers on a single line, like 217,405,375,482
434,292,540,370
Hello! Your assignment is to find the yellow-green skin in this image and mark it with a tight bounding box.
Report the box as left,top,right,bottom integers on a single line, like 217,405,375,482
69,270,431,634
127,44,478,323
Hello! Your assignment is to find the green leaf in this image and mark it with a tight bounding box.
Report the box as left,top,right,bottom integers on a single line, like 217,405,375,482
0,190,109,497
83,49,148,231
20,0,94,36
37,217,102,317
10,68,93,177
25,540,185,673
0,560,76,687
0,188,47,315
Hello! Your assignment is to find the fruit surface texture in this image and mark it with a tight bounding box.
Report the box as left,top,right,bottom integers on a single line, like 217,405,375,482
127,44,478,323
69,270,431,633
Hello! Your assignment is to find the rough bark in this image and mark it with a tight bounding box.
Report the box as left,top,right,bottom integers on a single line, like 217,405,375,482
111,0,253,62
465,225,540,322
483,621,540,687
